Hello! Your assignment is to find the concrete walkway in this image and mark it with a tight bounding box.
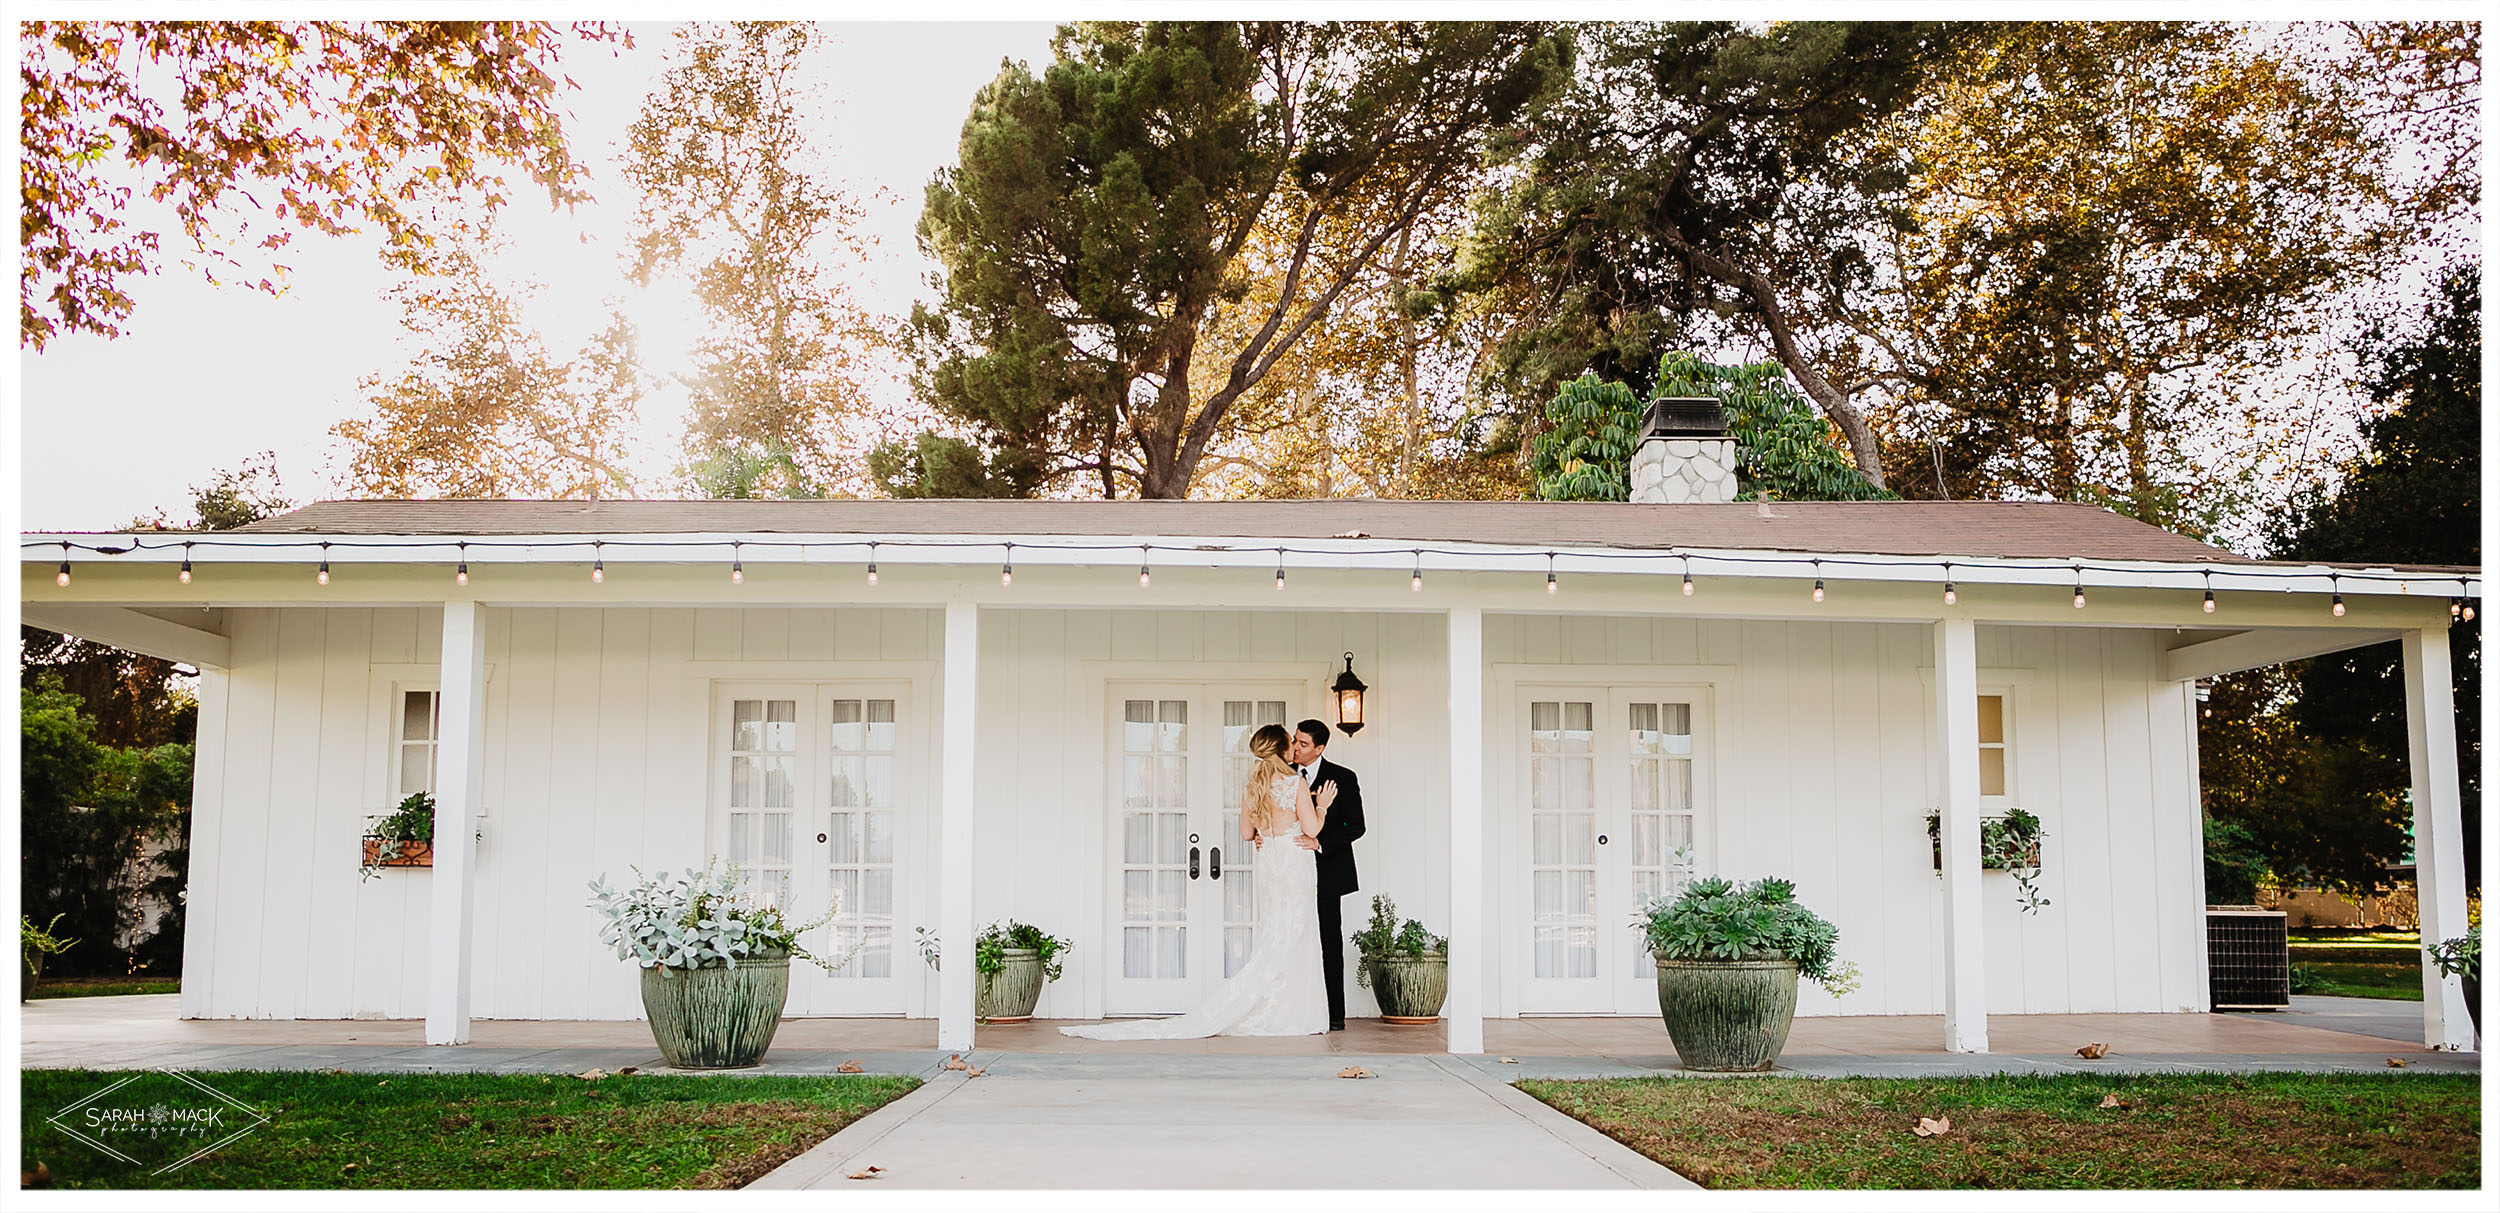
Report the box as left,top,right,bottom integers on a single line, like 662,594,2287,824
750,1053,1692,1189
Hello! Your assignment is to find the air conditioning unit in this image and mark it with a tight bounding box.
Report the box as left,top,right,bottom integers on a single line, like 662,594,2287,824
2207,908,2290,1010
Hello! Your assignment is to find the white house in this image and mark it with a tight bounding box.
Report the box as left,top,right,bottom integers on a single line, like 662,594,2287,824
20,416,2479,1057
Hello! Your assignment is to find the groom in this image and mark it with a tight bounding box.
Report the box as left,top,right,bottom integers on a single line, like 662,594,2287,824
1288,719,1364,1030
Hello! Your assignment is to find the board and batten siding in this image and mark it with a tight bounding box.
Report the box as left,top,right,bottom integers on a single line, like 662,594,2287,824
182,604,2203,1022
181,606,940,1020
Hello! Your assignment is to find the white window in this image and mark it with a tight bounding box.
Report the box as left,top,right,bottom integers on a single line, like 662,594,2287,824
396,688,441,798
1977,694,2008,798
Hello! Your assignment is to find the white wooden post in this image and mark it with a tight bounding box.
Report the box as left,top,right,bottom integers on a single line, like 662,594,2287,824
1934,617,1988,1053
1447,606,1486,1055
938,602,979,1052
2402,629,2474,1050
425,600,487,1045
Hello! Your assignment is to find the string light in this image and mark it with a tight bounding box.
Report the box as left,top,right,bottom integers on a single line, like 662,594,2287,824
1680,555,1694,596
1275,547,1286,591
178,542,192,585
731,542,744,584
591,541,604,584
1811,559,1824,603
2072,565,2086,609
1138,545,1151,589
2203,571,2216,614
317,542,331,586
56,542,70,587
1411,550,1423,592
1942,562,1957,607
866,542,879,586
1000,542,1013,587
2465,600,2478,623
1546,552,1558,595
2331,574,2345,617
455,541,469,587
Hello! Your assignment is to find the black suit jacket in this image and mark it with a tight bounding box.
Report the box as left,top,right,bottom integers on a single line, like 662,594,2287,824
1308,756,1365,897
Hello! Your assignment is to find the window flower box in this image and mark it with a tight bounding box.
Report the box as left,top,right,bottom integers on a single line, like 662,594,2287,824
1924,808,2050,913
361,836,434,870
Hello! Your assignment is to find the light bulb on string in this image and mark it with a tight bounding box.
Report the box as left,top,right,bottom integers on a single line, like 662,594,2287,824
178,542,193,585
2072,566,2086,609
56,542,70,587
1546,552,1558,595
1139,546,1151,589
591,541,604,584
1411,550,1423,592
866,542,879,586
1942,562,1956,607
2203,571,2216,614
317,543,331,586
1811,559,1824,603
1275,548,1286,591
1000,542,1013,587
731,542,744,585
456,541,469,587
2331,574,2345,617
1680,555,1694,597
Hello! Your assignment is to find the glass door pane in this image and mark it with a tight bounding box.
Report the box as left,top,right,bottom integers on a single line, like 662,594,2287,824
1528,700,1598,982
825,697,899,978
727,698,798,908
1220,700,1287,977
1117,699,1191,980
1627,701,1697,979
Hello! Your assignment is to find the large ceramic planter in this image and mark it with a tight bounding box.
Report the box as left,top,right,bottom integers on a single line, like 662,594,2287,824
978,948,1046,1023
1366,954,1449,1024
2464,973,2482,1042
639,948,790,1069
1653,954,1800,1072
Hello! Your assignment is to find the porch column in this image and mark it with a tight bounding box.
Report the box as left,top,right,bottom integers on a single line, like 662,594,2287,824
425,600,487,1045
2402,629,2474,1050
1933,617,1988,1053
938,602,979,1052
1447,606,1486,1054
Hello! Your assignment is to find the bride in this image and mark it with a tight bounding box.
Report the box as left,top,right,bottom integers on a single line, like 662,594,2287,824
1061,723,1337,1039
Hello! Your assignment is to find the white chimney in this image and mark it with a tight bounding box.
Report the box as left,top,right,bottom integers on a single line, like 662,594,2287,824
1629,396,1738,504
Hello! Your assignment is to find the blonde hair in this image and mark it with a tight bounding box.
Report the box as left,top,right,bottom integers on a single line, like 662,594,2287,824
1244,723,1297,833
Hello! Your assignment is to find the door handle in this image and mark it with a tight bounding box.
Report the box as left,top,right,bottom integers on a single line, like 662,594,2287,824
1210,846,1222,879
1190,845,1201,879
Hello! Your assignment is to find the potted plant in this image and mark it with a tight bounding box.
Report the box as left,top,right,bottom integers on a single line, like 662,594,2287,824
1636,876,1860,1072
1351,895,1448,1023
21,914,77,1002
915,921,1074,1023
2427,925,2481,1040
360,791,436,878
587,862,851,1068
1925,807,2051,913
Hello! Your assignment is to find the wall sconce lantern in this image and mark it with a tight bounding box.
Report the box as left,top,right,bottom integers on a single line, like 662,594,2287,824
1332,651,1368,736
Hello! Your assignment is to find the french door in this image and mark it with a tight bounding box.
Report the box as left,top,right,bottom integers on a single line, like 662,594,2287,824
1516,685,1711,1014
1100,685,1295,1014
712,682,921,1016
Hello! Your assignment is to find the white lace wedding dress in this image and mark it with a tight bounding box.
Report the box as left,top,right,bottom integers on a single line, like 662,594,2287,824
1060,772,1328,1039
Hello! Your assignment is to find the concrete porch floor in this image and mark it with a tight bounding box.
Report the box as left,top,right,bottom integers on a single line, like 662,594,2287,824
20,993,2471,1075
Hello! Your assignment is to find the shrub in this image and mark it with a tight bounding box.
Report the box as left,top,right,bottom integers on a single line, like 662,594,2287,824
1351,895,1446,988
587,861,849,972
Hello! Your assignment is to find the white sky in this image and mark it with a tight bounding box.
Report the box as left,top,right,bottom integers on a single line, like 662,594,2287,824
17,21,1057,531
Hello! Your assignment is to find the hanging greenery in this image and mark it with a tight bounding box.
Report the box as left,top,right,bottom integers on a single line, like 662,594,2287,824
1926,807,2052,914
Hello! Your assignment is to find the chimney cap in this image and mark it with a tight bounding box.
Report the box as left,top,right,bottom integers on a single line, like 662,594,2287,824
1641,396,1728,439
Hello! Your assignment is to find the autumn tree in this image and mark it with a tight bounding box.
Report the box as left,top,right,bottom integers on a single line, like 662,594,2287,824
622,21,890,499
1840,23,2410,534
20,20,628,349
1454,22,1966,491
888,21,1564,499
332,229,646,499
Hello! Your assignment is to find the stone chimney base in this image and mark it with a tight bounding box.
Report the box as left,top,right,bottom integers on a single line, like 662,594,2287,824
1631,437,1739,504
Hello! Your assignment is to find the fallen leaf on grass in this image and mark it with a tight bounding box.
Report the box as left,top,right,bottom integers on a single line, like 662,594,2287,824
23,1162,51,1188
1337,1066,1373,1079
1913,1115,1952,1137
576,1068,607,1081
2098,1093,2132,1110
2075,1042,2110,1059
845,1166,884,1180
618,1066,639,1076
341,1162,360,1175
941,1054,970,1071
836,1060,865,1074
1498,1057,1519,1064
2386,1058,2407,1068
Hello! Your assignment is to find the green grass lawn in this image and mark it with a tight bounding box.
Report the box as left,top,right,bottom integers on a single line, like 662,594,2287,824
1521,1072,2479,1189
20,1068,918,1190
25,978,182,999
2286,929,2424,1000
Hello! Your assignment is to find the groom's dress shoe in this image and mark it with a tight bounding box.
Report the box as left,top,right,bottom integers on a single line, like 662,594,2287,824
1330,1020,1346,1031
